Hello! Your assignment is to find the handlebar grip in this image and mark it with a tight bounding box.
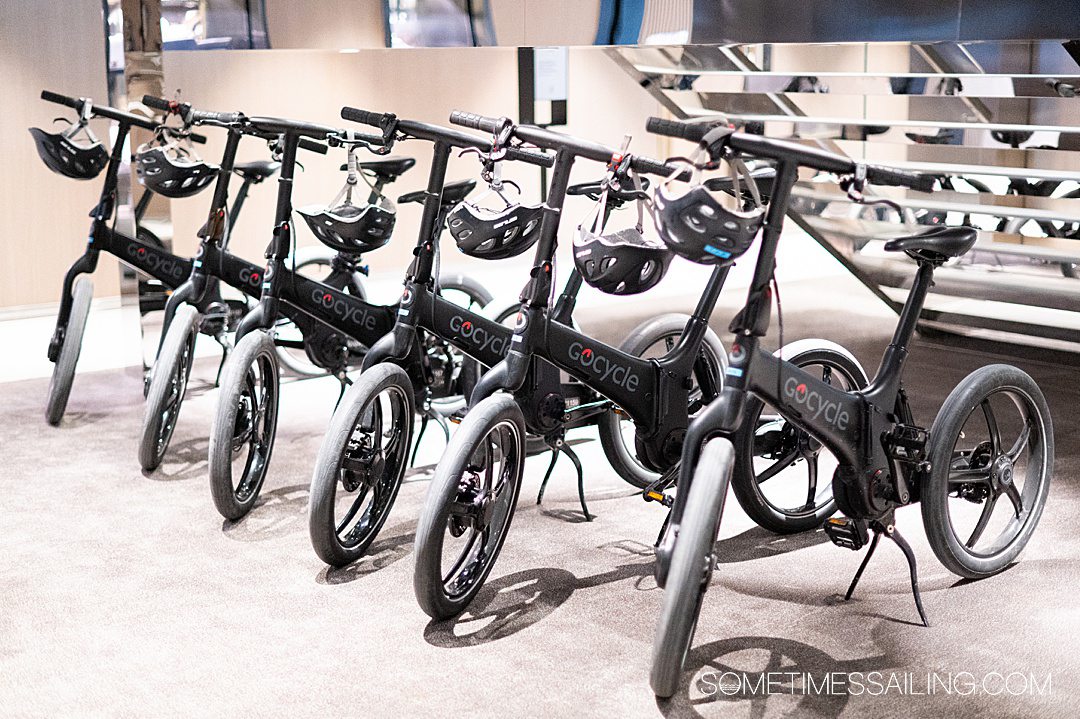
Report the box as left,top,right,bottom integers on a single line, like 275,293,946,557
340,106,392,129
299,138,329,155
504,146,553,168
142,95,173,112
646,116,709,143
632,156,680,178
192,110,242,125
40,90,80,109
449,110,502,134
866,164,935,192
190,132,208,145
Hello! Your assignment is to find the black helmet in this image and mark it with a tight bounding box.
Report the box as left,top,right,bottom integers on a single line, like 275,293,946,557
651,131,764,265
29,116,108,180
447,145,544,260
573,167,672,295
298,146,395,254
447,200,544,260
135,131,218,198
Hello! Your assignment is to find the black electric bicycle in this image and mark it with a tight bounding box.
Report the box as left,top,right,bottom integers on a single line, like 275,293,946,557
410,112,866,620
304,107,560,566
644,117,1054,697
34,90,315,425
136,96,433,472
199,109,494,521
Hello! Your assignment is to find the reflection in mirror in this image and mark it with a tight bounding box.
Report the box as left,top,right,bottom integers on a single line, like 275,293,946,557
385,0,496,47
613,38,1080,343
160,0,269,50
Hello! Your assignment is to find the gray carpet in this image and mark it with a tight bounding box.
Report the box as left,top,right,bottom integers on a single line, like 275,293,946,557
2,276,1078,718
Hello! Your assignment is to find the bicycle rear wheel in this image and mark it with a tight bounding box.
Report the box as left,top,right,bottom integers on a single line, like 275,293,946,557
922,364,1053,578
598,313,727,489
731,340,868,533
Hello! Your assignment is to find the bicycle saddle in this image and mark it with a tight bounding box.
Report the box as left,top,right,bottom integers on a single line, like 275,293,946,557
991,130,1034,148
705,167,775,202
398,179,476,206
905,130,954,145
884,225,977,263
234,160,280,183
343,156,416,182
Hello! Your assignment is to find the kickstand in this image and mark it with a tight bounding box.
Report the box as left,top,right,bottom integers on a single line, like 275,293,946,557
534,438,591,521
213,334,230,387
844,520,929,627
410,416,429,467
654,509,672,548
536,447,559,505
334,372,352,410
431,412,451,444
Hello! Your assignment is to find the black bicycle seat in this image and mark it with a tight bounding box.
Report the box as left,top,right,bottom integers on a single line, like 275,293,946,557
705,167,775,200
991,130,1034,148
398,178,477,206
347,156,416,182
884,225,977,263
234,160,281,183
567,177,651,204
905,131,953,145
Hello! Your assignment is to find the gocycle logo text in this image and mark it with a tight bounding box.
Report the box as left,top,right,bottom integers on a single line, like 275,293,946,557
449,315,508,357
784,377,849,430
311,288,378,330
569,341,639,392
238,267,261,287
127,244,185,280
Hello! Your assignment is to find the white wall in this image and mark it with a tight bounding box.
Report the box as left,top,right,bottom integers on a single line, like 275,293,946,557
0,1,114,309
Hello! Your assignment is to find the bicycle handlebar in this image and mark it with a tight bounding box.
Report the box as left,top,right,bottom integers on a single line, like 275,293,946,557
40,90,206,139
142,95,242,126
645,116,934,192
144,95,338,155
449,109,689,180
341,106,553,168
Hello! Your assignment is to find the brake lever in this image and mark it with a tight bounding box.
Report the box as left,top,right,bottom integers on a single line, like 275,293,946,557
841,163,868,202
267,137,284,162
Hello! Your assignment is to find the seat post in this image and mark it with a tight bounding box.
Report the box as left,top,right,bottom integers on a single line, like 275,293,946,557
890,260,936,352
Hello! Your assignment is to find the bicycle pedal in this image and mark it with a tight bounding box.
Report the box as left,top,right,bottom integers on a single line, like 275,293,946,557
643,488,674,508
824,517,868,551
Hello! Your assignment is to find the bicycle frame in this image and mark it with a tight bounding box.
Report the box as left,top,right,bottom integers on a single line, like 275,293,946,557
48,102,197,362
671,156,936,532
162,126,367,352
465,122,724,470
360,123,546,383
228,121,396,353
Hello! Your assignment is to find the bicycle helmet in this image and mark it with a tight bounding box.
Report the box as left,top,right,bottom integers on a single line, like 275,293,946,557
135,129,218,198
651,127,765,265
574,166,672,295
447,161,543,260
29,102,108,180
297,145,395,254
